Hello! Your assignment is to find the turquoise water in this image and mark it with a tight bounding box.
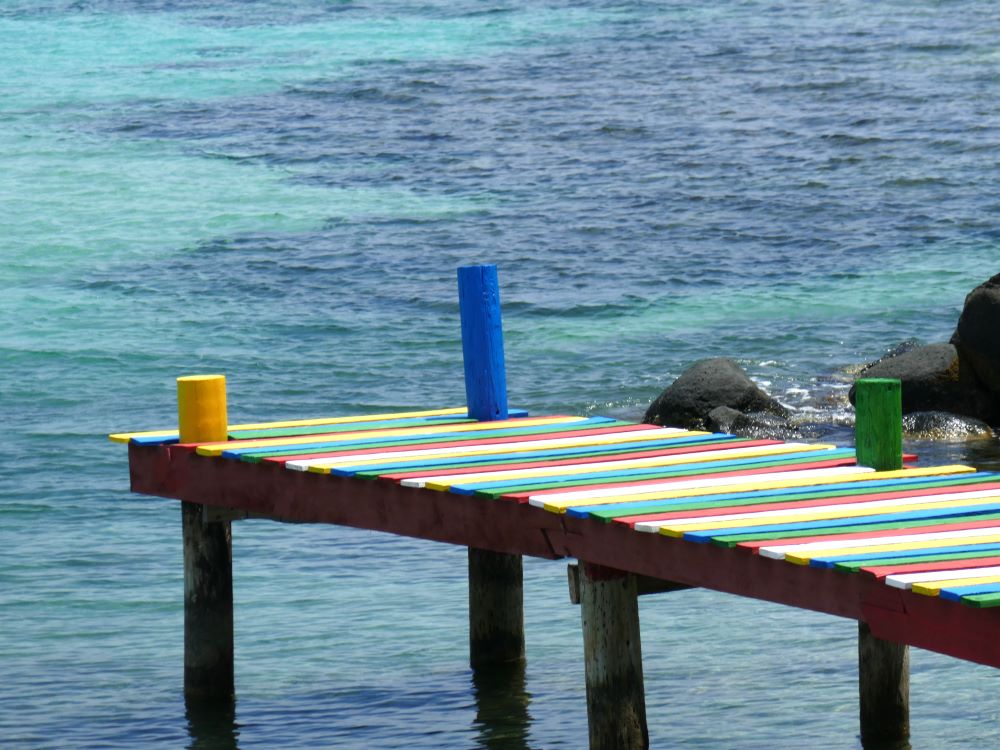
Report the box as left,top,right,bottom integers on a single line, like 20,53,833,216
3,0,1000,747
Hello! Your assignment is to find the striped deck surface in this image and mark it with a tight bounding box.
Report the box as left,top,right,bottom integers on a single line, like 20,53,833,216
111,408,1000,611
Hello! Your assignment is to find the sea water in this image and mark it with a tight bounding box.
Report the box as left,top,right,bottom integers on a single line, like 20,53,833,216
2,1,1000,747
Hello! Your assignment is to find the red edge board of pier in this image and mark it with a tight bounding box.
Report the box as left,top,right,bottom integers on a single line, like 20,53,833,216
119,413,1000,670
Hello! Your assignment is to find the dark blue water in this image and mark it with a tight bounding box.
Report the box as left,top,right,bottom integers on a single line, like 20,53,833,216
3,0,1000,747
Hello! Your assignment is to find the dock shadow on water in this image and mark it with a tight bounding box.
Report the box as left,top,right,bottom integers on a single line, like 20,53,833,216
186,697,240,750
471,661,535,750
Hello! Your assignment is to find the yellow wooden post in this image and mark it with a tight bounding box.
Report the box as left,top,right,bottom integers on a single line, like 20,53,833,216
178,374,228,444
178,374,234,702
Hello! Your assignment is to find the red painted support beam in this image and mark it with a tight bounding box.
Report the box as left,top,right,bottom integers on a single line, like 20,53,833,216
128,442,1000,669
130,443,563,559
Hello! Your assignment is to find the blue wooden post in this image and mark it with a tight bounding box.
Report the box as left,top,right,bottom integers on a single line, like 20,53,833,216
457,264,524,668
458,264,509,422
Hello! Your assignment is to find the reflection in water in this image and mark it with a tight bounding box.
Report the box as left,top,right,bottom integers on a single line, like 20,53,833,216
186,696,240,750
472,661,534,750
862,740,912,750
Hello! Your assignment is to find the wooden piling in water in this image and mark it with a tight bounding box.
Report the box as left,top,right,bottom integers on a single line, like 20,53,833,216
579,561,648,750
855,378,910,747
178,374,235,701
458,265,525,667
469,548,525,668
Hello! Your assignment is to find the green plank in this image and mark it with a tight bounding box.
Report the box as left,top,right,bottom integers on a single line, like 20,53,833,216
229,416,476,440
708,509,1000,548
587,474,996,525
833,541,1000,573
473,451,852,500
347,435,746,477
961,592,1000,608
240,419,639,462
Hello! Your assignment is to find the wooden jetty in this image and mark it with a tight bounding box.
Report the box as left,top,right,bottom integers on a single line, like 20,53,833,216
111,265,1000,749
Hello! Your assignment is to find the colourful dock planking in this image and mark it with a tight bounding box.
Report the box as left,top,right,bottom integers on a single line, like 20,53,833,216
114,405,1000,667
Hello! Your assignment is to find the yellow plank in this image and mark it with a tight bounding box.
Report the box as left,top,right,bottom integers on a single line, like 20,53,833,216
912,574,1000,596
108,406,470,443
295,429,708,470
537,465,975,513
195,415,591,456
782,531,1000,565
656,492,1000,538
421,442,835,490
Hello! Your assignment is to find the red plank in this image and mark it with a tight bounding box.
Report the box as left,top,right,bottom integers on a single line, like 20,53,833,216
377,438,780,481
613,481,1000,528
259,423,662,464
861,556,1000,579
499,456,860,503
735,514,1000,552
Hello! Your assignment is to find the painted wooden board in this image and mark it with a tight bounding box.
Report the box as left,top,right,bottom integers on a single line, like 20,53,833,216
675,501,1000,546
724,511,1000,553
634,490,1000,533
405,442,835,490
940,583,1000,601
441,450,847,495
831,542,1000,572
286,427,702,473
529,465,973,514
637,490,1000,537
864,556,1000,580
108,405,473,443
575,474,1000,524
232,417,633,460
466,454,860,500
945,585,1000,603
781,533,1000,565
531,466,878,511
758,526,1000,563
461,455,861,503
912,574,1000,596
886,565,1000,589
333,434,729,478
371,437,770,482
312,431,705,476
224,415,478,440
404,443,836,489
604,482,1000,528
113,406,530,445
196,415,591,456
958,591,1000,607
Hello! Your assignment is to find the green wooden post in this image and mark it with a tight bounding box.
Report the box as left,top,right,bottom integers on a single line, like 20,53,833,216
855,378,903,472
855,378,910,748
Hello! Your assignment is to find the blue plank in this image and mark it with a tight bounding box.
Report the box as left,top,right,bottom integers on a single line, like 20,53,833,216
217,412,590,459
130,435,180,446
680,502,1000,544
562,472,999,520
940,582,1000,601
448,448,854,495
328,433,737,477
809,542,1000,568
458,264,508,422
128,408,531,447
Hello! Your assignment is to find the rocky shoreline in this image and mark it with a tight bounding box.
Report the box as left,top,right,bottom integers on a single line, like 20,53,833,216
644,274,1000,442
